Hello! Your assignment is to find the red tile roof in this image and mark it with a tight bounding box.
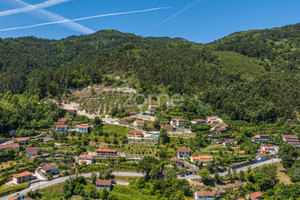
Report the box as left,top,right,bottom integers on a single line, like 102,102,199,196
41,164,57,170
56,125,67,128
257,153,266,158
192,155,213,162
76,124,89,128
96,149,117,153
283,135,298,139
25,147,38,152
135,120,145,123
170,157,183,163
0,143,19,150
9,196,19,200
191,119,206,122
246,191,262,199
57,118,67,122
13,171,33,178
10,137,30,142
218,126,227,131
149,105,158,108
96,179,112,186
177,147,190,152
79,154,93,159
128,130,143,134
195,191,216,196
171,118,187,122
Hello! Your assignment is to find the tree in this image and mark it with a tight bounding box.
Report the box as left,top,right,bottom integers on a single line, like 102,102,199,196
214,172,219,183
240,171,245,181
101,187,109,199
137,156,159,178
198,168,210,183
278,143,298,169
159,129,170,145
166,169,177,182
91,172,97,184
288,160,300,182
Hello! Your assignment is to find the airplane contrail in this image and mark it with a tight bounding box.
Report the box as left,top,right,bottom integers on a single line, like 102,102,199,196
143,0,200,32
0,0,69,17
5,0,94,34
0,7,171,32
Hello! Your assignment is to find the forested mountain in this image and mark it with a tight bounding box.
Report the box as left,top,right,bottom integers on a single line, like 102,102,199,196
0,25,299,123
211,23,300,74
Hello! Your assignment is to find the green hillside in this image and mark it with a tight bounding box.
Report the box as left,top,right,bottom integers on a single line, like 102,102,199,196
0,24,299,123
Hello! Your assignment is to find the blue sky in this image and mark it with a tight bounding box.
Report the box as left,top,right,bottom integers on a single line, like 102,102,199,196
0,0,299,43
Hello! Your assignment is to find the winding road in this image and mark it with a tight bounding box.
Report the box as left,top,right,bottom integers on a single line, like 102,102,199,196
0,158,281,200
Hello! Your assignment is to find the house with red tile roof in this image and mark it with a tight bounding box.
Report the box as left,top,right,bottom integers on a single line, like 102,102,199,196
25,147,39,158
170,157,184,168
261,145,277,155
0,143,19,151
223,139,235,146
127,130,143,138
12,171,34,184
191,155,214,166
133,120,145,127
191,119,206,125
96,149,117,156
171,118,188,127
40,164,59,175
282,135,300,149
255,153,267,162
56,124,67,132
8,194,25,200
78,154,94,165
65,109,77,117
177,147,191,159
76,123,90,134
286,119,292,123
194,191,216,200
10,137,30,144
95,179,112,191
148,105,158,114
215,126,228,134
251,134,270,143
246,191,262,200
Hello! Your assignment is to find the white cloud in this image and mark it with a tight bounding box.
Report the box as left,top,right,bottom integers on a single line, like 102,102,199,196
3,0,94,34
0,0,69,17
0,7,170,32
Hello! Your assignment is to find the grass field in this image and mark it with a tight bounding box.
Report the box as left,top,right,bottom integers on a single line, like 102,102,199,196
38,182,64,199
275,162,292,184
103,124,132,136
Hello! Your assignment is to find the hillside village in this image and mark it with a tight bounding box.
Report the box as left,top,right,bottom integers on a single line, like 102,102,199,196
0,100,299,200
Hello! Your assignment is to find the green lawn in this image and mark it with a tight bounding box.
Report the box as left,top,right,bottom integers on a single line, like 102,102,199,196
103,124,132,136
37,182,64,200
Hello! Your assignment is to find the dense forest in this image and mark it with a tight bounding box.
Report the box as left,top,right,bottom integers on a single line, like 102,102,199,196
0,24,299,123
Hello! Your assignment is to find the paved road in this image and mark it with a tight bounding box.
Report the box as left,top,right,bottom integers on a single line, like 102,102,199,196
180,158,281,180
0,172,144,200
1,159,281,200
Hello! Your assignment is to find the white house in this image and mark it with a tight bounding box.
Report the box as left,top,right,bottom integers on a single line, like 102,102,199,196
40,164,59,175
170,118,188,127
191,119,206,124
76,123,89,134
177,147,191,159
12,171,34,184
148,105,158,114
195,191,216,200
78,154,94,165
133,120,145,127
